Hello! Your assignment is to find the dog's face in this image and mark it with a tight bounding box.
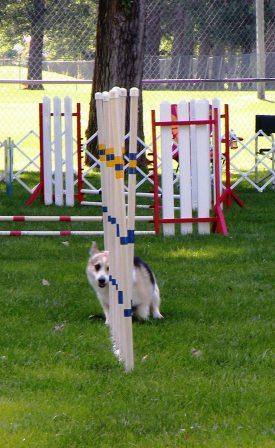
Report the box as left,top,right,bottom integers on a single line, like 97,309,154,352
87,242,110,289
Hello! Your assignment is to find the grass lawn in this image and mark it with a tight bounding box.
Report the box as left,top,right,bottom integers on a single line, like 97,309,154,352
0,178,274,447
1,66,275,171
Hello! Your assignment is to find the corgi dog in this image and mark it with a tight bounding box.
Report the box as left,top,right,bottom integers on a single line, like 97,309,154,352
86,242,163,324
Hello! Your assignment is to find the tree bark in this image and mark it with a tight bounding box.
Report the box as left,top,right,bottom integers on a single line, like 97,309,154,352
86,0,146,160
27,0,46,90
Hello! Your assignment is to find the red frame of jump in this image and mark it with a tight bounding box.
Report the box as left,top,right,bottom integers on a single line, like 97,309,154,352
151,107,231,236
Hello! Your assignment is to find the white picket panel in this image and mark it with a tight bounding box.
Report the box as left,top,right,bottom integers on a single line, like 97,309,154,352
212,98,222,207
195,100,211,234
64,96,74,206
160,101,175,236
53,97,63,206
177,100,193,234
42,97,53,205
190,99,198,209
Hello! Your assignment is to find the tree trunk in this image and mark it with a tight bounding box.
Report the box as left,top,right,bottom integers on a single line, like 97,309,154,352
86,0,146,161
27,0,46,90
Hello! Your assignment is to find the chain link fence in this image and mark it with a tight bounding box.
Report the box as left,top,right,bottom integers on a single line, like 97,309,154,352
0,0,274,186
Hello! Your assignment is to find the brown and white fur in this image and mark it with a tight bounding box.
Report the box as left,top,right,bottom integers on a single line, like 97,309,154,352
86,242,163,324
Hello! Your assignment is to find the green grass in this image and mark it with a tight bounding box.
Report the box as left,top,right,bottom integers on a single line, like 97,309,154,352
0,178,274,447
1,66,275,170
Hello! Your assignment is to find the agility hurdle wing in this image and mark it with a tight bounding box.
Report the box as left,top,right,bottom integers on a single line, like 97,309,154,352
151,99,228,236
26,97,81,207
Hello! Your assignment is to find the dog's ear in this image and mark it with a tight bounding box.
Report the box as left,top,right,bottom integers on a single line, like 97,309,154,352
89,241,99,257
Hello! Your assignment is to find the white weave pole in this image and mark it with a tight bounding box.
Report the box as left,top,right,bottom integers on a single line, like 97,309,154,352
127,87,139,308
177,100,192,234
127,87,139,232
95,92,108,249
109,87,134,371
64,96,74,206
160,101,175,236
195,100,211,234
42,97,53,205
120,88,127,155
114,86,129,365
53,96,63,206
109,88,123,361
116,87,127,363
102,91,117,344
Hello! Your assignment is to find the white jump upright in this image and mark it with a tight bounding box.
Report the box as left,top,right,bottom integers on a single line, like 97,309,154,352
195,99,211,234
64,97,75,207
160,101,175,236
42,97,53,206
53,96,63,206
177,100,192,234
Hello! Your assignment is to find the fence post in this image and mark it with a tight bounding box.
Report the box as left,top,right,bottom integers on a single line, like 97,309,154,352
5,137,14,197
256,0,266,99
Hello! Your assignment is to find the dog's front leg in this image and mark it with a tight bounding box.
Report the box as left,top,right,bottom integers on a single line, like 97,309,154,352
102,304,110,325
135,304,150,320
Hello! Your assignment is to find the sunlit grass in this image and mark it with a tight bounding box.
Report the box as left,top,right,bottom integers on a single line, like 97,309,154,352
1,66,274,171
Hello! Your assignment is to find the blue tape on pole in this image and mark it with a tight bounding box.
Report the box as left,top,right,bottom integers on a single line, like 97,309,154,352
124,308,133,317
120,236,128,245
118,290,123,304
102,206,108,213
108,215,111,222
112,278,117,286
109,275,112,282
111,217,116,225
128,153,137,160
107,154,115,161
128,168,137,174
116,223,120,237
115,164,124,171
127,229,135,243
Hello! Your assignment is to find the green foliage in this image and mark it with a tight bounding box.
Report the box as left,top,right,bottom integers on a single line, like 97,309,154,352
0,0,98,59
159,34,174,56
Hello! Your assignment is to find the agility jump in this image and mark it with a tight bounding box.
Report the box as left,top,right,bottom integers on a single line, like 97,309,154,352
7,94,243,238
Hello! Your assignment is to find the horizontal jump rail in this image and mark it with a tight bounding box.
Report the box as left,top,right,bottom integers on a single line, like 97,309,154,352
0,215,103,222
0,230,155,237
154,119,215,126
0,215,153,222
160,217,217,224
0,78,273,85
80,189,181,199
80,201,157,211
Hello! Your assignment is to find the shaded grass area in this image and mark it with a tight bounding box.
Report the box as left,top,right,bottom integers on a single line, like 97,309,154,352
0,179,274,447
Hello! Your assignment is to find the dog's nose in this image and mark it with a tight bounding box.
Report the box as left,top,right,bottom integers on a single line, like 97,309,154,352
98,276,106,287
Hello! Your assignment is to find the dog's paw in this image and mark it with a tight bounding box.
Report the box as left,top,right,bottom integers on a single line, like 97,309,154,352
153,311,164,319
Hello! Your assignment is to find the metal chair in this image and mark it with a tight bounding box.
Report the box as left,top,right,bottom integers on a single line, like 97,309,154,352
255,115,275,186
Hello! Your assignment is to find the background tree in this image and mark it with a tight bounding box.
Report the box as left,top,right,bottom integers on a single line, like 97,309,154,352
86,0,145,156
26,0,46,89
